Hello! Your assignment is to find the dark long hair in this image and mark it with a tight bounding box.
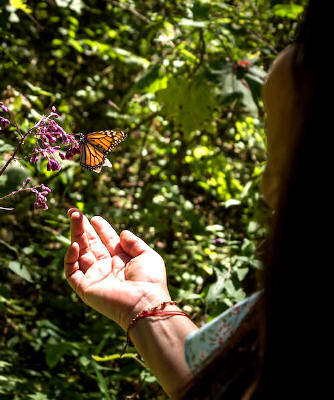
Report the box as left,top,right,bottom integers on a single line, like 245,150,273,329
181,1,333,398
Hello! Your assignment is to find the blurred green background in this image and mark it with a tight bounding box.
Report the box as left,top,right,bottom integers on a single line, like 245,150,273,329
0,1,305,398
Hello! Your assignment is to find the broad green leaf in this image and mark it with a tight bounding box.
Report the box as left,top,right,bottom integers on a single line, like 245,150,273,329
157,77,217,134
45,343,73,368
236,267,249,281
206,267,226,303
218,64,258,116
7,261,33,283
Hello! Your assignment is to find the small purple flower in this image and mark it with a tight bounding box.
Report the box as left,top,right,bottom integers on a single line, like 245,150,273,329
1,179,52,211
213,238,225,246
30,154,39,163
28,107,79,171
30,184,52,210
46,159,61,171
0,102,9,113
41,184,51,193
0,116,10,131
65,144,80,160
72,145,80,155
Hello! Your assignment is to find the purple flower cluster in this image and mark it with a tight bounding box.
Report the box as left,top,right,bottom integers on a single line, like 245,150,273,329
213,238,225,246
30,106,79,170
0,177,52,211
22,178,52,210
31,184,52,210
0,102,10,131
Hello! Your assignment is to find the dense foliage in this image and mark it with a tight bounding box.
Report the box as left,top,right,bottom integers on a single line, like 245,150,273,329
1,1,304,398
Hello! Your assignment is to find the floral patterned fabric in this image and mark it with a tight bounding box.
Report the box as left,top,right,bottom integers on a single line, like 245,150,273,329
185,292,261,373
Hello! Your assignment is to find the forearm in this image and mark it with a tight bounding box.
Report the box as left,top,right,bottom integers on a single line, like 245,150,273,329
129,304,198,398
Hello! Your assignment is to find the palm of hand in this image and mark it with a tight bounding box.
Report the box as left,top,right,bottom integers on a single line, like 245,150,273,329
64,210,170,330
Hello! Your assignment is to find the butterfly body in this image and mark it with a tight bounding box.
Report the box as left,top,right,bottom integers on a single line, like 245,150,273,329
78,130,126,171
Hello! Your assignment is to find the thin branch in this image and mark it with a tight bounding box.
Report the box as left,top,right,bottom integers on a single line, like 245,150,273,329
244,26,279,55
8,109,23,138
0,131,30,177
189,29,206,79
0,187,32,202
111,1,150,24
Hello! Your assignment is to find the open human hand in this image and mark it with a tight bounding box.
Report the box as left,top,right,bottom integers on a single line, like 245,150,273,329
64,208,171,330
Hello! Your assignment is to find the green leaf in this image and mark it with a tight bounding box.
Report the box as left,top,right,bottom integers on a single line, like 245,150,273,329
236,267,249,281
179,18,207,28
0,239,19,255
10,0,32,13
7,261,33,283
273,4,304,19
157,77,217,134
24,81,53,97
91,361,111,400
27,393,49,400
0,139,15,153
218,64,258,116
45,343,73,368
206,267,226,303
224,199,241,208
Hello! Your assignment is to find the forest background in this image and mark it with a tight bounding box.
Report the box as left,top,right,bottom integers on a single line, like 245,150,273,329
0,1,305,399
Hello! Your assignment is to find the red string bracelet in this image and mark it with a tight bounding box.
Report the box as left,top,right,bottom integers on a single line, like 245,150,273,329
120,301,190,357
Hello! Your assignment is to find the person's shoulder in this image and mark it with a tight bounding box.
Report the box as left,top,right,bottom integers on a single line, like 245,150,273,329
267,45,296,76
264,45,296,94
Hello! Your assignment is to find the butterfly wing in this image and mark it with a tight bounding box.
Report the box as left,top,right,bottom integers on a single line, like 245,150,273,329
80,142,106,170
85,130,126,154
79,130,126,171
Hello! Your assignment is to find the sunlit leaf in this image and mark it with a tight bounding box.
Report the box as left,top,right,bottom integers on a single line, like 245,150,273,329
7,261,33,283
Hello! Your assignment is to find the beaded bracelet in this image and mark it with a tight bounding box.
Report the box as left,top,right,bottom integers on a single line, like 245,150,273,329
120,301,190,356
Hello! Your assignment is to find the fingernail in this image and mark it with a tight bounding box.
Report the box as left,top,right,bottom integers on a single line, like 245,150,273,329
67,208,78,216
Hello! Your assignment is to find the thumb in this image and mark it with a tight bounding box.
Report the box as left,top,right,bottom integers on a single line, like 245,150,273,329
120,230,152,258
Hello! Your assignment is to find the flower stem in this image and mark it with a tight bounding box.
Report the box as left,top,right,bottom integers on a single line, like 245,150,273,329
8,109,23,138
0,130,31,177
0,187,32,202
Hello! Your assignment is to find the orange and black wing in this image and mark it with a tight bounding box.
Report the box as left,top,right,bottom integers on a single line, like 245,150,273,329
85,130,127,154
79,130,126,171
80,142,106,170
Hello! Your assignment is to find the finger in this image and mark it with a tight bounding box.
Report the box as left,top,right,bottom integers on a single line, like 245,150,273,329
64,241,80,278
69,211,101,245
64,242,88,297
68,212,97,273
91,217,130,275
119,230,152,258
69,211,89,250
90,216,121,256
69,211,108,262
67,207,78,216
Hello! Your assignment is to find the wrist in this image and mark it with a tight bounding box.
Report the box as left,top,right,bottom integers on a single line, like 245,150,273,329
128,302,183,340
126,304,197,397
123,284,172,330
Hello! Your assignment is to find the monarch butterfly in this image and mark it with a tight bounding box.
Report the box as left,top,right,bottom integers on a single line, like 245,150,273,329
78,130,127,172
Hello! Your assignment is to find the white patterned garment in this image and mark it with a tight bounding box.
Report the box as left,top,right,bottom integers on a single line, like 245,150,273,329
185,292,261,372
